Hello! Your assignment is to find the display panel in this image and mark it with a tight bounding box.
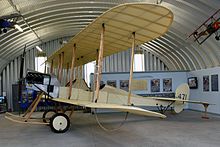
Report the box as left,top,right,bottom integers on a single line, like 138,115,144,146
163,78,172,92
211,74,218,91
151,79,160,92
188,77,198,89
120,80,129,91
203,75,209,92
107,80,117,88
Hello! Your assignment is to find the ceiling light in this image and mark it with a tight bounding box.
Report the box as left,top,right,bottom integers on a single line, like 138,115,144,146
36,46,43,52
14,24,23,32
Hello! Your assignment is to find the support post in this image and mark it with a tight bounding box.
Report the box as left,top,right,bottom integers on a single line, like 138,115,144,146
50,59,54,74
202,103,210,119
75,66,79,79
66,63,69,85
24,92,44,122
78,65,83,88
127,32,136,105
79,65,83,79
22,94,41,117
57,53,61,79
94,23,105,102
92,49,99,102
68,44,76,99
58,52,64,82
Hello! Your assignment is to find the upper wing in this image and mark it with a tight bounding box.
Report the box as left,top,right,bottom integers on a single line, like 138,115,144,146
153,97,211,105
47,3,173,67
51,98,166,118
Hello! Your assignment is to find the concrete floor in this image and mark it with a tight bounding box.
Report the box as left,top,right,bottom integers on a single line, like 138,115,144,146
0,110,220,147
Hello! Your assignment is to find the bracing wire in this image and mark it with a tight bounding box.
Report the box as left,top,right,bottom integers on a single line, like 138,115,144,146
94,109,129,132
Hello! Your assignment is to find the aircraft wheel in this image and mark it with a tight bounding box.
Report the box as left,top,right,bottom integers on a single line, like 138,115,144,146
42,109,57,123
50,113,70,133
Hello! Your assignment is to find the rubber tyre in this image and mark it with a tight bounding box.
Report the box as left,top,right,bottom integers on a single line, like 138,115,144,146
42,109,57,123
50,113,70,133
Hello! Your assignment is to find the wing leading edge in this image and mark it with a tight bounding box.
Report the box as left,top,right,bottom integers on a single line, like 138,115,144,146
51,98,166,118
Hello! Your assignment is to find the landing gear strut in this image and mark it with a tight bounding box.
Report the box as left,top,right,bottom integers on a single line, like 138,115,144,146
50,113,70,133
156,101,174,114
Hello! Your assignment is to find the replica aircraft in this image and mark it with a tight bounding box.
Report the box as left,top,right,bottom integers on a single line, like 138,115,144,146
5,3,212,133
187,9,220,44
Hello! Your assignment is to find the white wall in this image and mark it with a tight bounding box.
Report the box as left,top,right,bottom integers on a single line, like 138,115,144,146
91,71,188,112
188,67,220,114
96,71,188,95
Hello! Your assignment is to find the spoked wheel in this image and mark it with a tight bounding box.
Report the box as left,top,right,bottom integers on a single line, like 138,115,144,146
50,113,70,133
42,109,57,123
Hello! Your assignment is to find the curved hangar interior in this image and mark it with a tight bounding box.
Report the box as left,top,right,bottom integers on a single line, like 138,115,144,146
0,0,220,147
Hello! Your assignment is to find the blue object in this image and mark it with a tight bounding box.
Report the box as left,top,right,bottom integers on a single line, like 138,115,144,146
0,19,12,28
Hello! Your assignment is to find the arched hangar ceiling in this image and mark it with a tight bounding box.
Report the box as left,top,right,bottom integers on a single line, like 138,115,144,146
0,0,219,72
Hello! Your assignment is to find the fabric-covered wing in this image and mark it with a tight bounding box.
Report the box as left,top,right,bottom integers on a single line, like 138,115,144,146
51,98,166,118
47,3,173,67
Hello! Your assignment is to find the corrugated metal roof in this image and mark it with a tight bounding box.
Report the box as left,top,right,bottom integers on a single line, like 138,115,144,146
0,0,219,71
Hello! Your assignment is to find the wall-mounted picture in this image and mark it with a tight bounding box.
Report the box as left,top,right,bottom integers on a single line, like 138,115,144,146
188,77,198,89
211,74,218,91
163,78,172,92
131,79,147,91
120,80,129,91
151,79,160,92
203,75,209,91
107,80,117,88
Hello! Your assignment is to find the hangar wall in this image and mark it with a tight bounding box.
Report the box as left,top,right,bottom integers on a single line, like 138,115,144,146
93,71,188,95
0,37,168,111
91,71,189,113
188,67,220,114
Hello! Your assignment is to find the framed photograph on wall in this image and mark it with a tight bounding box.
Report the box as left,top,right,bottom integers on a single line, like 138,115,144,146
120,80,129,91
211,74,218,91
163,78,172,92
188,77,198,89
151,79,160,92
107,80,117,88
203,75,209,92
131,79,148,91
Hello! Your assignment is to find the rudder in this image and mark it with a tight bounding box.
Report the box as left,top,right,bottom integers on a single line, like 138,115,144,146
173,83,190,113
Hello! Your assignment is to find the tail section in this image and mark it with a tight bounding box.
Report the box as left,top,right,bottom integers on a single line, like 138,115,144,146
173,83,190,113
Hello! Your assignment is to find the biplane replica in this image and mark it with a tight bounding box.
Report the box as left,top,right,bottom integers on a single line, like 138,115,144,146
5,3,212,133
0,13,23,34
187,9,220,44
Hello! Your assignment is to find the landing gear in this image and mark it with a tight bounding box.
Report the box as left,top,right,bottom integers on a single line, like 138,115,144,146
156,102,174,114
42,109,57,123
50,113,70,133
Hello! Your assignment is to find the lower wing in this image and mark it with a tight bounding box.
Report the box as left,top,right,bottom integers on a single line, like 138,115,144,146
51,98,166,118
153,97,212,105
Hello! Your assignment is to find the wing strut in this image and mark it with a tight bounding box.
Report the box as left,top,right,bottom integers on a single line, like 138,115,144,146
68,44,76,99
58,52,64,82
66,62,69,84
92,49,99,102
127,32,136,105
57,53,61,79
50,59,54,74
94,23,105,102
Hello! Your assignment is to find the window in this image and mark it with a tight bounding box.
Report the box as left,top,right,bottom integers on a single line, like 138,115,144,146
134,54,145,71
84,61,95,86
35,57,47,73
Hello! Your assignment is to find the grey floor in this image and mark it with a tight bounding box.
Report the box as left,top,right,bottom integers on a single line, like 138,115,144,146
0,110,220,147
